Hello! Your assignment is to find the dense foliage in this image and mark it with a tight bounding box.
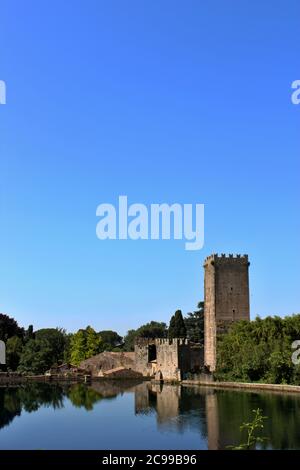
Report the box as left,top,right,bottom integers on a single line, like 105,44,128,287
123,321,167,351
18,328,67,374
1,307,205,369
98,330,122,351
184,301,204,345
0,314,24,341
6,306,300,386
216,315,300,384
69,326,102,365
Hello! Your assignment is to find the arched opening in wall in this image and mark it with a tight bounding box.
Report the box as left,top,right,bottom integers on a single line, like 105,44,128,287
148,344,157,363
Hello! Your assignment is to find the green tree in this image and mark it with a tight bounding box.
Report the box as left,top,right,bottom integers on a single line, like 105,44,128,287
63,333,73,363
123,322,167,351
70,330,87,365
216,314,300,384
123,329,137,352
168,310,187,339
86,326,102,357
18,328,67,374
184,301,204,344
98,330,123,351
18,339,54,374
24,325,34,343
6,336,23,370
70,327,102,365
35,329,66,365
0,314,24,342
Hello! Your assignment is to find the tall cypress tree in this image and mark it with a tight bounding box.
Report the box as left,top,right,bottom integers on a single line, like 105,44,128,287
168,310,187,339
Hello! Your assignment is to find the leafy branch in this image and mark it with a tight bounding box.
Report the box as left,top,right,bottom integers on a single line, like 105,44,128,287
228,408,268,450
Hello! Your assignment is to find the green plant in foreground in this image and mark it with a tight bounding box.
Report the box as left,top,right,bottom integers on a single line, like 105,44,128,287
228,408,268,450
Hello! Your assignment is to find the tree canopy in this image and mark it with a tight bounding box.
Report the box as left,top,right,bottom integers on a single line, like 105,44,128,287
0,313,24,341
98,330,123,351
123,321,167,351
216,315,300,384
70,326,102,365
18,328,67,374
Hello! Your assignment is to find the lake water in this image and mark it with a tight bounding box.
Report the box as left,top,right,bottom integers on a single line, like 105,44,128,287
0,380,300,449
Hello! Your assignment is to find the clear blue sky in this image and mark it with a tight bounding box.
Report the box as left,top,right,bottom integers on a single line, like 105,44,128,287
0,0,299,335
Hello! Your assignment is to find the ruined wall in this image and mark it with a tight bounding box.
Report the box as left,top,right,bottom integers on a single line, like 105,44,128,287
80,351,135,376
134,338,155,377
204,254,250,372
157,338,189,381
135,338,191,381
190,346,204,372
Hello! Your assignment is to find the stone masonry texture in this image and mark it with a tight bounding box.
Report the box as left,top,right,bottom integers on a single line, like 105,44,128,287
204,253,250,372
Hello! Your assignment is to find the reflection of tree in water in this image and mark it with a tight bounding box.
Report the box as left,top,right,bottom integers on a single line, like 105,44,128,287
66,384,112,411
179,387,207,433
0,383,64,430
66,380,141,411
217,390,300,450
134,384,300,450
18,383,64,412
0,380,139,430
174,387,300,450
2,381,300,449
0,387,21,430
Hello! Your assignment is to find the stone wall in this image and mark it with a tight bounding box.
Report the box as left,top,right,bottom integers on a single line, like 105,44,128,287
190,345,204,372
134,338,155,377
156,339,182,380
135,338,192,381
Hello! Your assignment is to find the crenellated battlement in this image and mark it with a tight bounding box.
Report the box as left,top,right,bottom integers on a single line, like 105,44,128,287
135,337,189,347
134,336,191,381
135,337,156,347
204,253,249,266
156,338,189,346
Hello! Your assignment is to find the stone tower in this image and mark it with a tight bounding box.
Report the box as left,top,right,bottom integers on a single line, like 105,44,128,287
204,254,250,372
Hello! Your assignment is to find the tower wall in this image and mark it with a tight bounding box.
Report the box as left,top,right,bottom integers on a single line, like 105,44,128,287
204,254,250,371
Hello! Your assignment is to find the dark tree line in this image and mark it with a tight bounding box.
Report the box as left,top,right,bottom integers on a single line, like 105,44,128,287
2,310,300,385
0,302,204,373
215,315,300,385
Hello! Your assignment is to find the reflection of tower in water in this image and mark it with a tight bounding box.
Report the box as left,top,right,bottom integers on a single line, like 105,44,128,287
134,382,181,428
134,382,230,449
205,390,219,450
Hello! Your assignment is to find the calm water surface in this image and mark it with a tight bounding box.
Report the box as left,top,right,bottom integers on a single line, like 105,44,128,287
0,381,299,449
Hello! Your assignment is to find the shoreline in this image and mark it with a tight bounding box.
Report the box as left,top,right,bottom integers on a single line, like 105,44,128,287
0,373,150,386
1,372,300,394
181,379,300,394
